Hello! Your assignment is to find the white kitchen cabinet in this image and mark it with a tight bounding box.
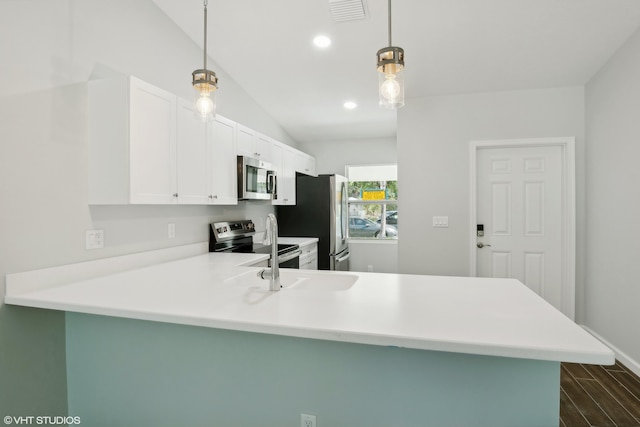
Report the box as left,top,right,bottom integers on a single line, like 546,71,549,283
295,150,317,177
299,242,318,270
176,98,209,204
236,124,271,162
207,115,238,205
89,75,178,204
89,75,312,206
176,102,237,205
256,133,273,162
269,141,284,202
271,141,296,205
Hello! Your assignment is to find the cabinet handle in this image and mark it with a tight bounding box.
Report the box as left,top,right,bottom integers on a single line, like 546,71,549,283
173,193,178,198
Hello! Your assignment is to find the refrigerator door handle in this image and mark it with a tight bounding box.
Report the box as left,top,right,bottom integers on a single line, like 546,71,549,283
335,251,350,263
341,181,348,241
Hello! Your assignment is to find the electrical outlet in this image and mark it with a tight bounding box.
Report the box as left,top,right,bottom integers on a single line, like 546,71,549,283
301,413,316,427
85,229,104,250
367,265,373,272
168,223,176,239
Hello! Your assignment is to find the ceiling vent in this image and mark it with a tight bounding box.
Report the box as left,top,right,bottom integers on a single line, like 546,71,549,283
328,0,368,22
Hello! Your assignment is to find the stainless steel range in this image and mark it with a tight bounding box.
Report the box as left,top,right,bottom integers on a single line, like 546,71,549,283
209,219,301,268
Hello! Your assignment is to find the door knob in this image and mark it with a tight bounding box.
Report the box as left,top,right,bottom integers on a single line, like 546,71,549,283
477,242,491,248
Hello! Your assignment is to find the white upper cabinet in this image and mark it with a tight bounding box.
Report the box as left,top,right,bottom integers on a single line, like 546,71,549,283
176,98,209,205
271,141,296,205
256,132,273,163
236,124,272,162
89,75,314,206
236,124,257,158
207,115,237,205
295,150,317,177
89,76,178,205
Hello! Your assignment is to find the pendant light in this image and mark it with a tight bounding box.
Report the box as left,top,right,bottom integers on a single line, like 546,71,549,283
192,0,218,121
376,0,404,109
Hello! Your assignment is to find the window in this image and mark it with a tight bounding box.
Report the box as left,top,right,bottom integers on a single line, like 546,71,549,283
346,164,398,239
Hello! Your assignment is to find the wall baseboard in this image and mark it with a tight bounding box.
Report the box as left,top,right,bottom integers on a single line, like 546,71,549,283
581,324,640,377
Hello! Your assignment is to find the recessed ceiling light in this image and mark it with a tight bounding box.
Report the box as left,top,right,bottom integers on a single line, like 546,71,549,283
313,35,332,48
343,101,357,110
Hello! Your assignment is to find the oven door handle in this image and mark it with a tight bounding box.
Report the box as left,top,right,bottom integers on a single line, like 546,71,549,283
277,249,302,263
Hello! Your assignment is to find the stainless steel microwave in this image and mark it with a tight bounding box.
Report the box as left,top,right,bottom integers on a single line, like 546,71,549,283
237,156,277,200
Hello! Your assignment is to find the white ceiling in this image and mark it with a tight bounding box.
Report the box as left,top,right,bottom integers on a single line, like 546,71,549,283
152,0,640,144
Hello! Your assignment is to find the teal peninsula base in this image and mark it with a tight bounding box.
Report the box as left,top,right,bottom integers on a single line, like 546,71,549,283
66,312,559,427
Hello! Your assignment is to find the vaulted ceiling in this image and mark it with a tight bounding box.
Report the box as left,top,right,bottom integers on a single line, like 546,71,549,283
153,0,640,143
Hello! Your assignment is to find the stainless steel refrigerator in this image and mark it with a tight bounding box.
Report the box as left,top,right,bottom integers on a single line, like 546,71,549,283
277,174,350,270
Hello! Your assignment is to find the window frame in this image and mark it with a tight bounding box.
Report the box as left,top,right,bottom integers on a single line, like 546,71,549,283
346,164,398,241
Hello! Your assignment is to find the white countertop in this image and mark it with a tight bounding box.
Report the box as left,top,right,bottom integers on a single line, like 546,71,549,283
4,249,613,364
277,237,318,246
278,237,319,247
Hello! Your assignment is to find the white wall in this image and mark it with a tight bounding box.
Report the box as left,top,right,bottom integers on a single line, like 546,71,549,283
584,27,640,371
300,136,399,273
0,0,291,416
299,136,396,177
397,87,586,311
348,241,398,273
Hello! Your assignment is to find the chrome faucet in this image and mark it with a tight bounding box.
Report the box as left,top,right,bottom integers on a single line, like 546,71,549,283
258,213,281,291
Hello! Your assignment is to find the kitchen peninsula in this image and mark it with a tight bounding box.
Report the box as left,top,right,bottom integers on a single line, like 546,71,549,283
5,244,613,427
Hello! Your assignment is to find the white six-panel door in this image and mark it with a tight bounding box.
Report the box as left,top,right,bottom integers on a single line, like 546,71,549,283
475,143,571,316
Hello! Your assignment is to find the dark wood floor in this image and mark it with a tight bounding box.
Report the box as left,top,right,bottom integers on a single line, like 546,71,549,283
561,360,640,426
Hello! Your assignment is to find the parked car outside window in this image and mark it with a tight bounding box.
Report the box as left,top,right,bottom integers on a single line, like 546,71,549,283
377,210,398,228
349,217,398,238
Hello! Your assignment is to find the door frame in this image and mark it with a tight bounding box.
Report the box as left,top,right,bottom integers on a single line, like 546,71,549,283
469,137,576,319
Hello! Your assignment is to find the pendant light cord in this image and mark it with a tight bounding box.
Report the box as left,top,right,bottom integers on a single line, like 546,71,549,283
387,0,392,47
203,0,208,70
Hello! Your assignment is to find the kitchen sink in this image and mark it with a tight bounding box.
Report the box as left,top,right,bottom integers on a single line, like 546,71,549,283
224,269,357,291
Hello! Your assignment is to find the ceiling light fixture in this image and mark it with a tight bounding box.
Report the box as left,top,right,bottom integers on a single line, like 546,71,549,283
313,35,332,48
192,0,218,121
344,101,357,110
376,0,404,109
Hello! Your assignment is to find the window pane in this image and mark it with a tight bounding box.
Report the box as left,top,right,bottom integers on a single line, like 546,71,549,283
346,164,398,240
348,180,397,201
348,203,398,239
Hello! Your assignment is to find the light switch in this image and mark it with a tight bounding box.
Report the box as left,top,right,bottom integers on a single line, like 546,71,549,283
432,216,449,228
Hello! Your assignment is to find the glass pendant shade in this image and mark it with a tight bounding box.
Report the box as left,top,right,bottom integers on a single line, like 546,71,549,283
192,68,217,121
377,46,405,109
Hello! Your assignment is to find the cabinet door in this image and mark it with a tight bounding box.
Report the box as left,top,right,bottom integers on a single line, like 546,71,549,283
176,98,209,204
270,143,284,204
236,125,272,162
208,115,238,205
256,133,272,163
282,148,297,204
129,78,177,204
299,243,318,270
271,142,296,205
296,151,317,176
236,124,258,158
